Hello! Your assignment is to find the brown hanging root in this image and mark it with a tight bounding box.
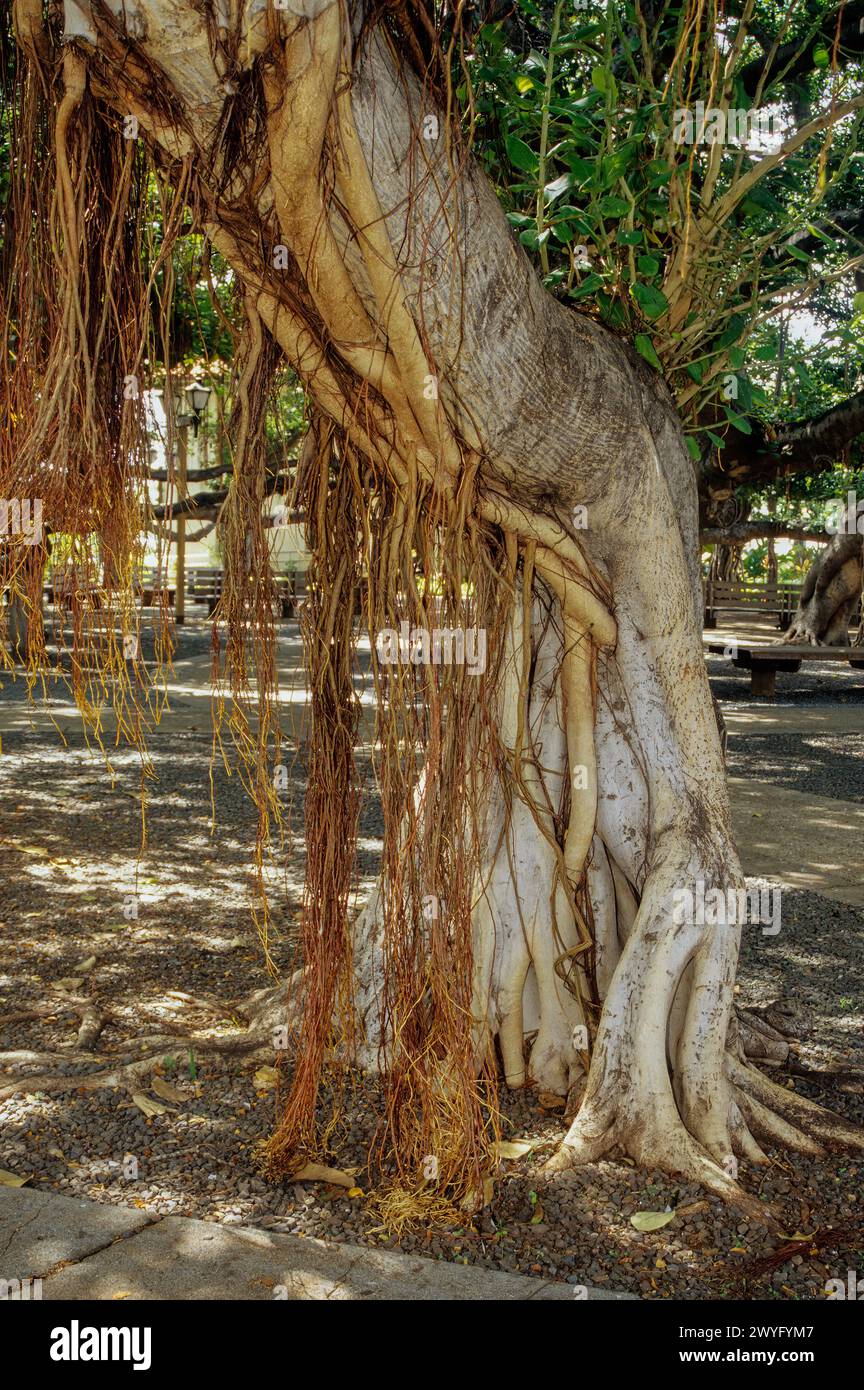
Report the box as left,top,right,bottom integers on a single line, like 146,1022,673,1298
210,297,286,974
259,417,363,1176
12,0,49,65
1,25,168,797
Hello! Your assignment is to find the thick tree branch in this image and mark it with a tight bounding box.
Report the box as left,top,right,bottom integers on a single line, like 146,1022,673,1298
701,521,829,544
147,462,233,482
773,385,864,456
701,387,864,491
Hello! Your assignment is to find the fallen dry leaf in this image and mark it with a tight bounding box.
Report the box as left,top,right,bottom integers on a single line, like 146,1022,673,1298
492,1139,535,1160
130,1092,171,1118
460,1175,495,1212
151,1076,186,1104
676,1200,709,1219
253,1066,279,1092
0,1168,30,1188
72,955,97,975
291,1163,356,1189
537,1092,566,1111
630,1209,675,1232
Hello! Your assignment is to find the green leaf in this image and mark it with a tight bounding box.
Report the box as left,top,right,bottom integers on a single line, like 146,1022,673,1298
551,221,579,245
506,134,539,174
551,206,593,237
706,430,725,448
813,44,830,67
591,66,615,98
567,157,594,184
631,281,669,320
515,74,535,95
569,272,604,299
637,254,660,279
685,435,701,462
543,172,572,204
597,194,630,218
634,333,662,371
715,314,746,350
725,409,752,434
646,160,673,186
735,375,754,412
598,294,626,328
599,146,636,186
686,361,704,384
616,229,643,245
853,292,864,314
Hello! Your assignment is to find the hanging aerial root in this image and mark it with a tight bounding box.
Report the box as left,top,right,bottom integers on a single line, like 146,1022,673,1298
211,295,285,971
262,8,425,451
331,48,463,490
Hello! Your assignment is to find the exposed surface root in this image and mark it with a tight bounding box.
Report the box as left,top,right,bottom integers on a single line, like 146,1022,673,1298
0,981,292,1103
541,1046,863,1222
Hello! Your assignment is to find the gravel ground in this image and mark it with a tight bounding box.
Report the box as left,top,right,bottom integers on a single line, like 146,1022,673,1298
724,732,864,803
1,622,863,1300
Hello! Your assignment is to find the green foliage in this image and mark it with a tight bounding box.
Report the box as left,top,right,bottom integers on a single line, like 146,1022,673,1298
465,0,864,466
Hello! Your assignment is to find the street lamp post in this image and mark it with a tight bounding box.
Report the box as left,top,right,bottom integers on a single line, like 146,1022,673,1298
173,381,212,624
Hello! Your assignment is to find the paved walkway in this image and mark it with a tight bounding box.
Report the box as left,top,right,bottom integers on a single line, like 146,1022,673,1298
0,1188,633,1300
730,778,864,907
722,701,863,908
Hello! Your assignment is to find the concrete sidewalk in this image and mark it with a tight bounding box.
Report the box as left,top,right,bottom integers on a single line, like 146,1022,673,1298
0,1188,635,1301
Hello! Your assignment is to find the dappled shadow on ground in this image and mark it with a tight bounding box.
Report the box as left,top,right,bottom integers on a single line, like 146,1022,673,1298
1,623,863,1300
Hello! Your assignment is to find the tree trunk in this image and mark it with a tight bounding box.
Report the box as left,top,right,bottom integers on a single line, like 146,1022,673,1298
25,0,863,1200
783,502,863,645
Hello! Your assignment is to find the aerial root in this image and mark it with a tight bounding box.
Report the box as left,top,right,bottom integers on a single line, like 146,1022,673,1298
733,1087,825,1158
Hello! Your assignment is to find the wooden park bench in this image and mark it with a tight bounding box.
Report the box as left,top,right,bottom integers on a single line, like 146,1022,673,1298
46,568,174,611
186,568,308,618
703,578,802,630
187,567,223,615
705,635,864,695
